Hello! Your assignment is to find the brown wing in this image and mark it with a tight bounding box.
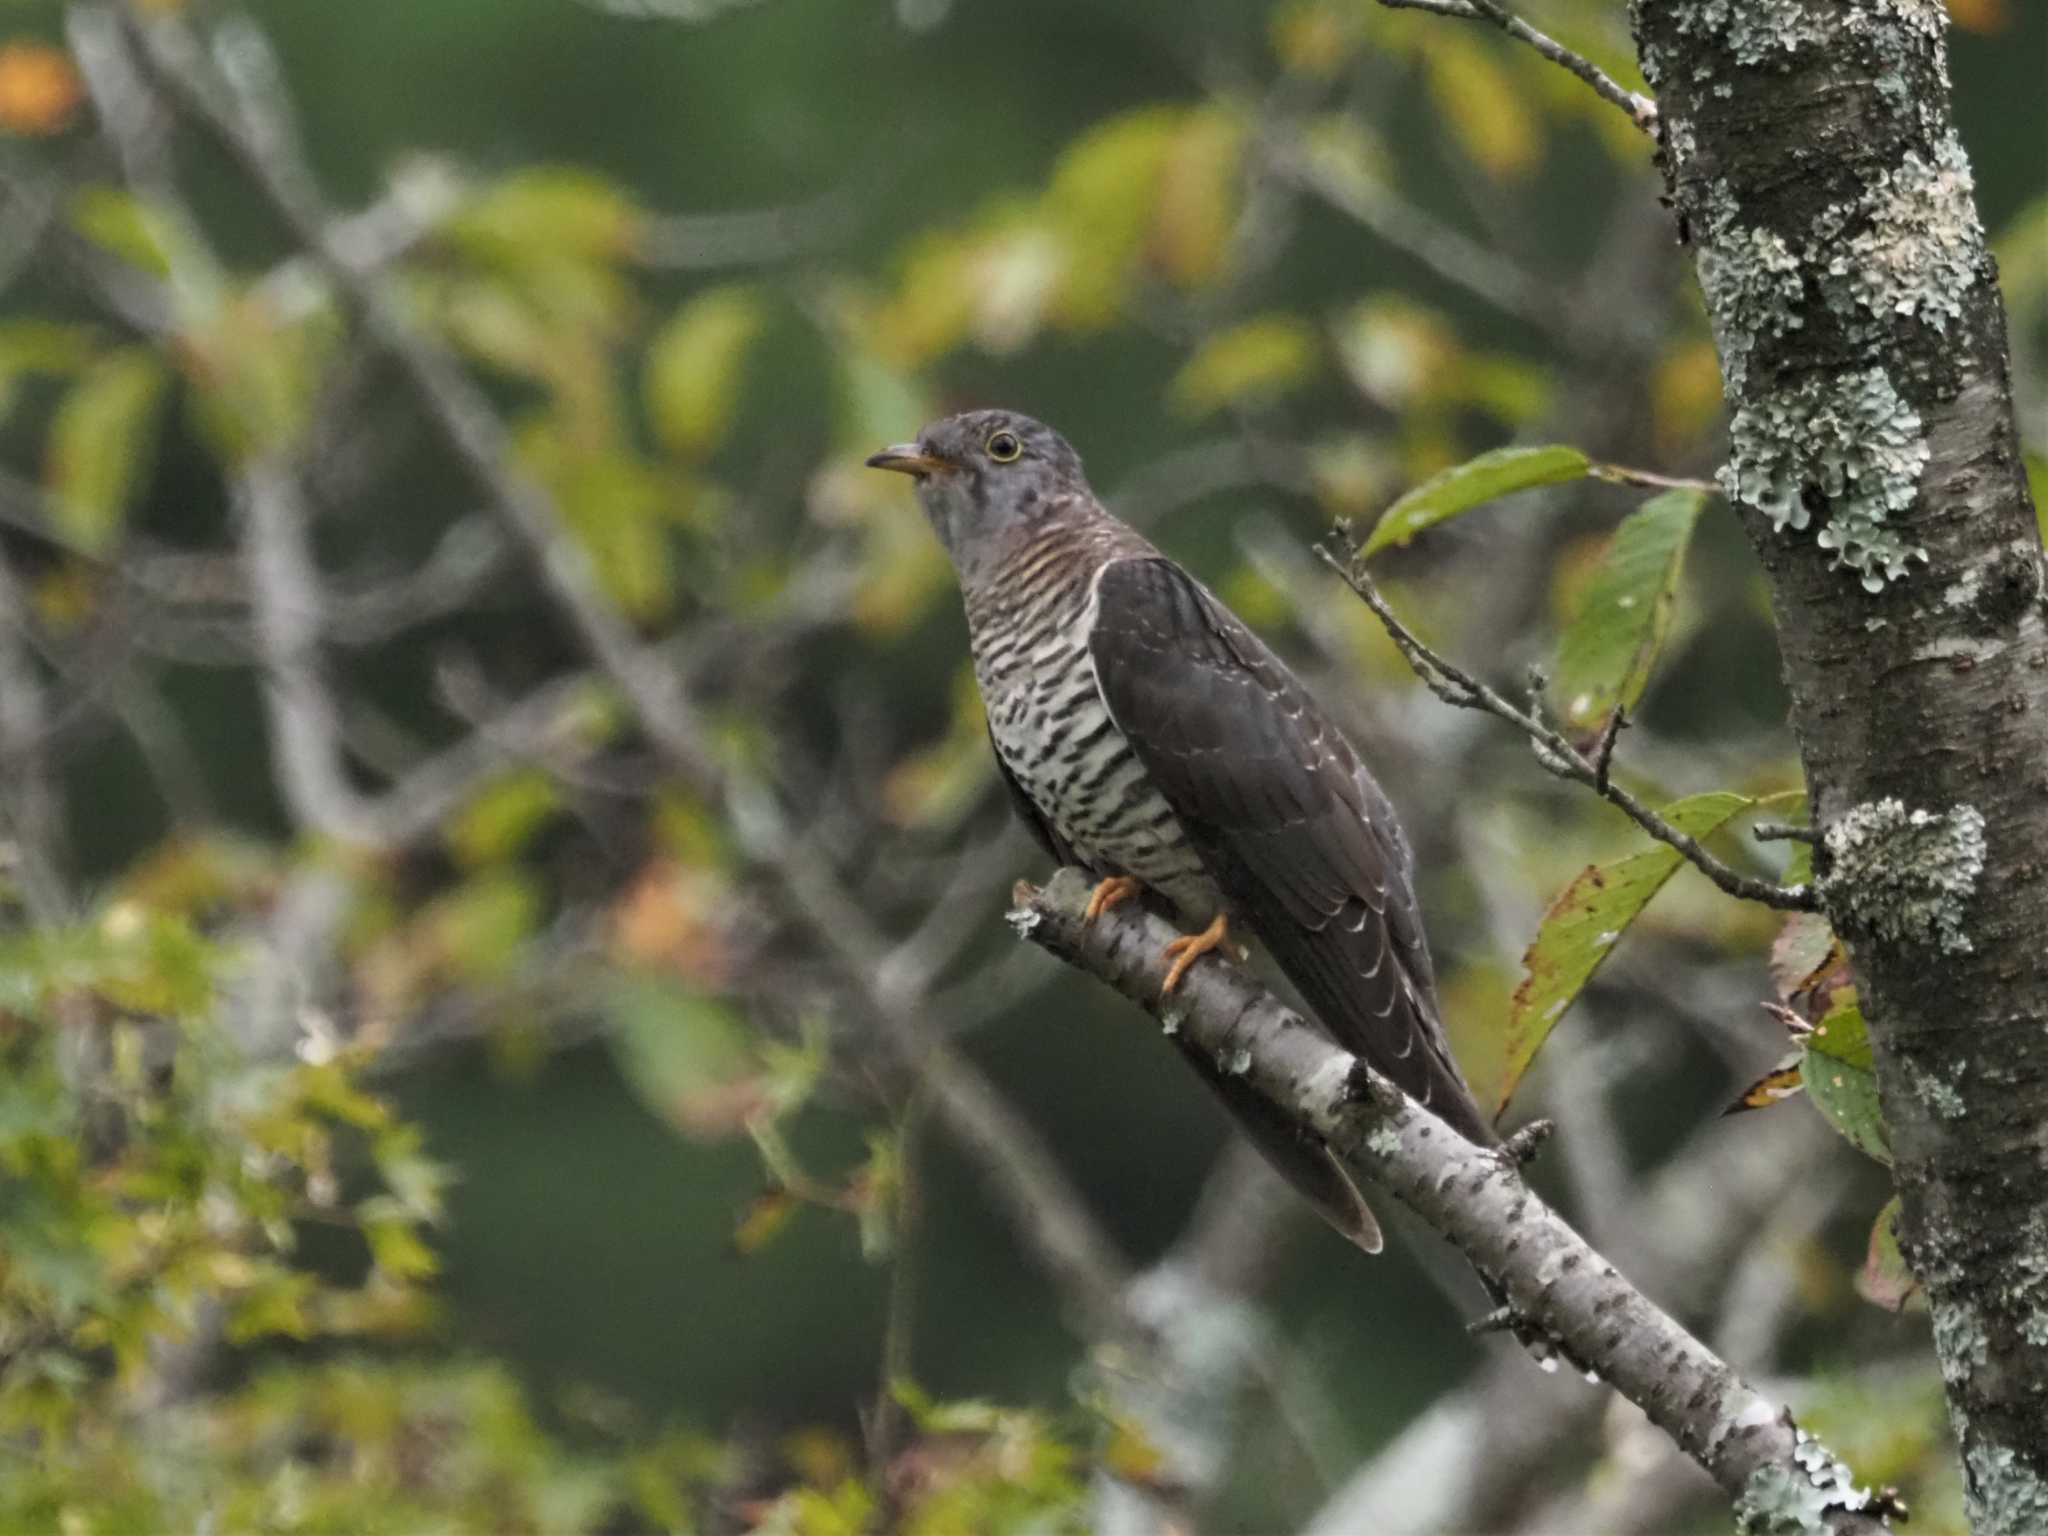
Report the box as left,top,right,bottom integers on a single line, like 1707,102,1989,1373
1088,555,1493,1145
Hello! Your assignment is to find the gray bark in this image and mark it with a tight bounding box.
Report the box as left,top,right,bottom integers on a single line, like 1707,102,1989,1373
1628,4,2048,1529
1017,869,1892,1534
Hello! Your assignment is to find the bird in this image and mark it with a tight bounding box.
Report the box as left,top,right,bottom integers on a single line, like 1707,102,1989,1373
867,408,1494,1252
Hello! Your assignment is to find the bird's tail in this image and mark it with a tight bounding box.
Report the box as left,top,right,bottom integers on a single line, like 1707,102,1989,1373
1175,1039,1383,1252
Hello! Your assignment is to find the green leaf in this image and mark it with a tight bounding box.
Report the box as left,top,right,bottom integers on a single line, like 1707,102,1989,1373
1498,791,1757,1114
452,167,644,264
0,321,97,420
447,771,561,868
1801,992,1890,1164
644,285,767,460
606,978,763,1141
187,292,343,462
1360,443,1589,556
1043,107,1183,328
1856,1195,1918,1311
44,348,168,555
1422,26,1543,179
516,416,677,620
1169,316,1319,417
424,868,540,982
1550,489,1706,739
67,186,180,280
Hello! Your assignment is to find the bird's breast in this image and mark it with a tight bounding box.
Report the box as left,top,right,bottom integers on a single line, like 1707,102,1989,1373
971,570,1218,920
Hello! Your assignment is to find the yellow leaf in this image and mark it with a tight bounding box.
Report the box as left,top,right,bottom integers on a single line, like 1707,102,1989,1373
1653,338,1727,457
516,416,677,620
1424,30,1543,179
733,1190,798,1256
1149,107,1244,290
1044,107,1183,328
453,167,645,263
1170,315,1319,417
1103,1419,1169,1485
1946,0,2010,33
1271,1,1367,78
866,230,980,368
45,348,168,555
643,285,766,460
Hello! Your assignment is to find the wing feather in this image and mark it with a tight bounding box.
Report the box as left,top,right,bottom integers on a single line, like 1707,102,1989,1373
1088,555,1491,1143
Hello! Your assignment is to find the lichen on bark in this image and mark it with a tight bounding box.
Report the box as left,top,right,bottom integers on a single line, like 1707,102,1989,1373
1721,369,1930,590
1629,1,2048,1524
1735,1430,1883,1536
1820,798,1985,954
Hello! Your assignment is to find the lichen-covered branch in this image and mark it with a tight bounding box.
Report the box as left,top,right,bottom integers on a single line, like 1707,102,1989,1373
1015,868,1892,1534
1623,2,2048,1527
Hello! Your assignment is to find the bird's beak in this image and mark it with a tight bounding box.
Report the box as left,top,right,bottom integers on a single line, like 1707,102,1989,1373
865,443,953,479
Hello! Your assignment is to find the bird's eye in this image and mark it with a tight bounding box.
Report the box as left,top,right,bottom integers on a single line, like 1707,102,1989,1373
986,430,1022,463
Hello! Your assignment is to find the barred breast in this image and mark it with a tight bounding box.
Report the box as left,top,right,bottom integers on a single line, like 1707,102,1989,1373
965,528,1219,921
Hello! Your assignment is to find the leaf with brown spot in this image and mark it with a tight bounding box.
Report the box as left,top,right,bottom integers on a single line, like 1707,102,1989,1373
1800,992,1890,1165
1724,1055,1805,1116
1770,911,1851,1023
1497,790,1762,1115
1856,1195,1920,1311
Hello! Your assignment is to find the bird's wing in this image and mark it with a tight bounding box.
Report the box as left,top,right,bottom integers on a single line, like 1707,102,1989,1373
1088,555,1492,1144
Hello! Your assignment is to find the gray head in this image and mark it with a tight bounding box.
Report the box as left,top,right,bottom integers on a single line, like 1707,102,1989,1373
865,409,1094,577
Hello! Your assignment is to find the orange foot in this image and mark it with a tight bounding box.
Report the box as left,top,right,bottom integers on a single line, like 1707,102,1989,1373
1084,875,1144,924
1162,913,1231,995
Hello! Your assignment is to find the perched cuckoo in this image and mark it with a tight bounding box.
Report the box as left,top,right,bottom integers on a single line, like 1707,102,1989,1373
868,409,1493,1251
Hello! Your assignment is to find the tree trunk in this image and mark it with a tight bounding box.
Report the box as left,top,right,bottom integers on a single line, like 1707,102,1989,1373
1628,2,2048,1527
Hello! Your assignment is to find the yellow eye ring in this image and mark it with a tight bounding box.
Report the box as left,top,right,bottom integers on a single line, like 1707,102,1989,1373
986,430,1022,463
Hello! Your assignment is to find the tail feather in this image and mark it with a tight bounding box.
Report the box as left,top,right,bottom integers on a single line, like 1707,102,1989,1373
1175,1038,1383,1253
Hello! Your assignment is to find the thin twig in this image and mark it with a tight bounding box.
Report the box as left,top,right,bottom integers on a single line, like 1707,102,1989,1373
1316,542,1819,912
865,1087,930,1479
1273,139,1569,341
1378,0,1657,132
1589,462,1720,494
127,8,1153,1352
1753,822,1819,845
125,9,723,795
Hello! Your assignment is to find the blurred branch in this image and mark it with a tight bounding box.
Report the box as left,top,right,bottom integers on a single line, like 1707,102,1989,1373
1318,542,1821,912
120,6,1158,1360
234,456,373,842
767,823,1139,1335
1018,868,1890,1533
123,7,724,794
0,551,70,924
634,176,881,272
1270,136,1571,342
1377,0,1657,131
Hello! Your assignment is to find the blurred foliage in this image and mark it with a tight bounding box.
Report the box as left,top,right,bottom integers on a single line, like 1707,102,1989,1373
0,0,2037,1530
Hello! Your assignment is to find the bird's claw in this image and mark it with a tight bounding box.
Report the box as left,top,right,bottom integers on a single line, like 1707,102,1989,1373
1084,875,1143,925
1161,913,1230,995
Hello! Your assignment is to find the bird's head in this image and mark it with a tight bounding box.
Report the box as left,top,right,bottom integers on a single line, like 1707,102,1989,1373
865,409,1090,574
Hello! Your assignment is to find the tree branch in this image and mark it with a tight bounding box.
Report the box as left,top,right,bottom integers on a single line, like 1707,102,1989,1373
1015,867,1893,1533
1317,541,1819,911
1376,0,1657,131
